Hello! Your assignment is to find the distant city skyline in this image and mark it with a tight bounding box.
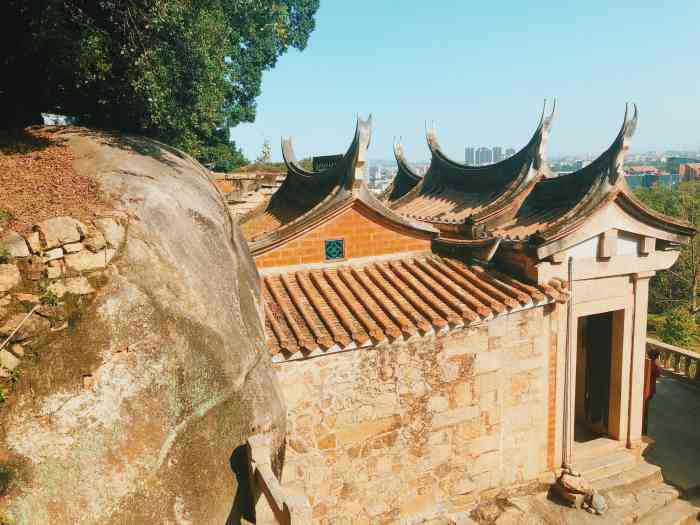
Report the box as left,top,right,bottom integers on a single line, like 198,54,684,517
231,1,700,163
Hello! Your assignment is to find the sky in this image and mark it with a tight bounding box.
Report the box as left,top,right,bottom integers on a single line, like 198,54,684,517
232,1,700,163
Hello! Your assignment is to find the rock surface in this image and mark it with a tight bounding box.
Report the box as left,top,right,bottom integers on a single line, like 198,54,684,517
34,216,87,250
0,129,285,524
0,231,30,258
0,264,20,293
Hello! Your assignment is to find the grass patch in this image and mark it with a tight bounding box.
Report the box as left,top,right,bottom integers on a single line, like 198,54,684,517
0,466,12,494
40,289,59,307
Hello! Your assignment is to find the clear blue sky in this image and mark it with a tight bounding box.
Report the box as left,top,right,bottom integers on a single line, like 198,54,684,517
233,1,700,163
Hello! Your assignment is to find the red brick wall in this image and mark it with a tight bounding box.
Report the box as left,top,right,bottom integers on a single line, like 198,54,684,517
255,204,432,268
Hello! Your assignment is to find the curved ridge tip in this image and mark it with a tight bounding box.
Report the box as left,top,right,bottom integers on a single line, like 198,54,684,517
425,120,438,148
626,103,638,137
356,112,373,126
393,139,403,158
280,135,296,166
617,102,638,141
539,98,556,128
540,99,548,123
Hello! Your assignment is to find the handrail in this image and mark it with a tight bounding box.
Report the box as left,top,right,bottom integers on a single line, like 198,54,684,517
647,338,699,382
247,434,312,525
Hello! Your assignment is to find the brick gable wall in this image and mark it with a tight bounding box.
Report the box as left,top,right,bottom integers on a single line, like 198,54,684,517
255,204,432,269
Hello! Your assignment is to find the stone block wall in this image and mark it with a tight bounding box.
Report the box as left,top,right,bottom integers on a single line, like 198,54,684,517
0,214,125,383
274,304,558,524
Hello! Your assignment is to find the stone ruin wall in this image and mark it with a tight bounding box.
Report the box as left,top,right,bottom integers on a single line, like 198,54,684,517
274,304,560,524
0,215,124,379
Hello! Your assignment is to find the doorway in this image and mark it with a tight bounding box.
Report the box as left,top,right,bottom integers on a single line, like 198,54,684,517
575,312,614,441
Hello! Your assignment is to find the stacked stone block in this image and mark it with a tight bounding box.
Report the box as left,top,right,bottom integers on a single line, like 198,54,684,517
274,305,556,524
0,214,125,382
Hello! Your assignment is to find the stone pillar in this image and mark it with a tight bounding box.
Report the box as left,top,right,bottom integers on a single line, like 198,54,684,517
562,258,576,469
628,271,654,448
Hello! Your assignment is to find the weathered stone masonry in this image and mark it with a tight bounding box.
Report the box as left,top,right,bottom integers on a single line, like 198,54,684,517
275,304,557,524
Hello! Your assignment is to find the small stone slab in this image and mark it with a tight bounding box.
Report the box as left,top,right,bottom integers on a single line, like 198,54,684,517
21,256,45,281
0,264,21,293
10,343,24,357
46,261,63,279
25,232,41,254
14,293,40,305
43,247,64,262
94,217,125,249
48,276,95,298
0,231,30,258
63,242,83,254
34,217,87,250
84,228,106,253
0,349,20,370
64,249,116,272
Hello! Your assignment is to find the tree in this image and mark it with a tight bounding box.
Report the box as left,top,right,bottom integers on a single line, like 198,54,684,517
0,0,319,167
256,140,272,164
635,181,700,314
659,306,697,347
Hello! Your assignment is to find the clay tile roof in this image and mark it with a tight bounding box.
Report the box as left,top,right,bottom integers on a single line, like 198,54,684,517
389,101,556,227
379,142,422,203
240,115,373,242
263,255,556,359
214,180,235,194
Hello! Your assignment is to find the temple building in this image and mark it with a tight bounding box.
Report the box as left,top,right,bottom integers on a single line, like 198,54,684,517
238,104,696,524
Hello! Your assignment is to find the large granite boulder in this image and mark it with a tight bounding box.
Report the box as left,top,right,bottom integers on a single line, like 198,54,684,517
0,130,285,524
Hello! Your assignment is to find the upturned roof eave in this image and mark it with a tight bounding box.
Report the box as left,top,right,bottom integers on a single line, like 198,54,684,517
390,100,555,226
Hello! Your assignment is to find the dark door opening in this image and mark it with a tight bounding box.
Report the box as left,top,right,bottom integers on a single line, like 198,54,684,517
575,311,614,442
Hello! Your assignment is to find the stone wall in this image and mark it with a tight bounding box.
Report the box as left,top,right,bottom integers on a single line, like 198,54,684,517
274,304,559,524
0,215,124,381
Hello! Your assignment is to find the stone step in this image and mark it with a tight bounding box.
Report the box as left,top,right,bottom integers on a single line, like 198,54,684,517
576,449,638,482
573,437,624,461
636,498,700,525
605,481,681,524
591,461,663,496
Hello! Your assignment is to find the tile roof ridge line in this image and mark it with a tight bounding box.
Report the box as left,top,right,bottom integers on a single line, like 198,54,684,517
424,100,555,173
257,249,435,277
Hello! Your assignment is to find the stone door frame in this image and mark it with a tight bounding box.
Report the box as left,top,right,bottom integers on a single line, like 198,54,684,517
557,268,653,470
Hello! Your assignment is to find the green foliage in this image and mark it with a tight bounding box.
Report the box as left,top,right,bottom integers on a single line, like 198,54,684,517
0,0,319,167
0,210,11,227
0,246,9,264
659,306,697,347
7,369,20,386
634,185,684,218
40,289,59,307
635,182,700,316
0,465,13,502
299,157,314,171
200,128,248,172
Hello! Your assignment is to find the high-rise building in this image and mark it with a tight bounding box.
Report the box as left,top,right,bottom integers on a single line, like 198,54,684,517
492,146,503,163
505,148,516,158
476,147,493,166
368,165,381,188
465,147,475,166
